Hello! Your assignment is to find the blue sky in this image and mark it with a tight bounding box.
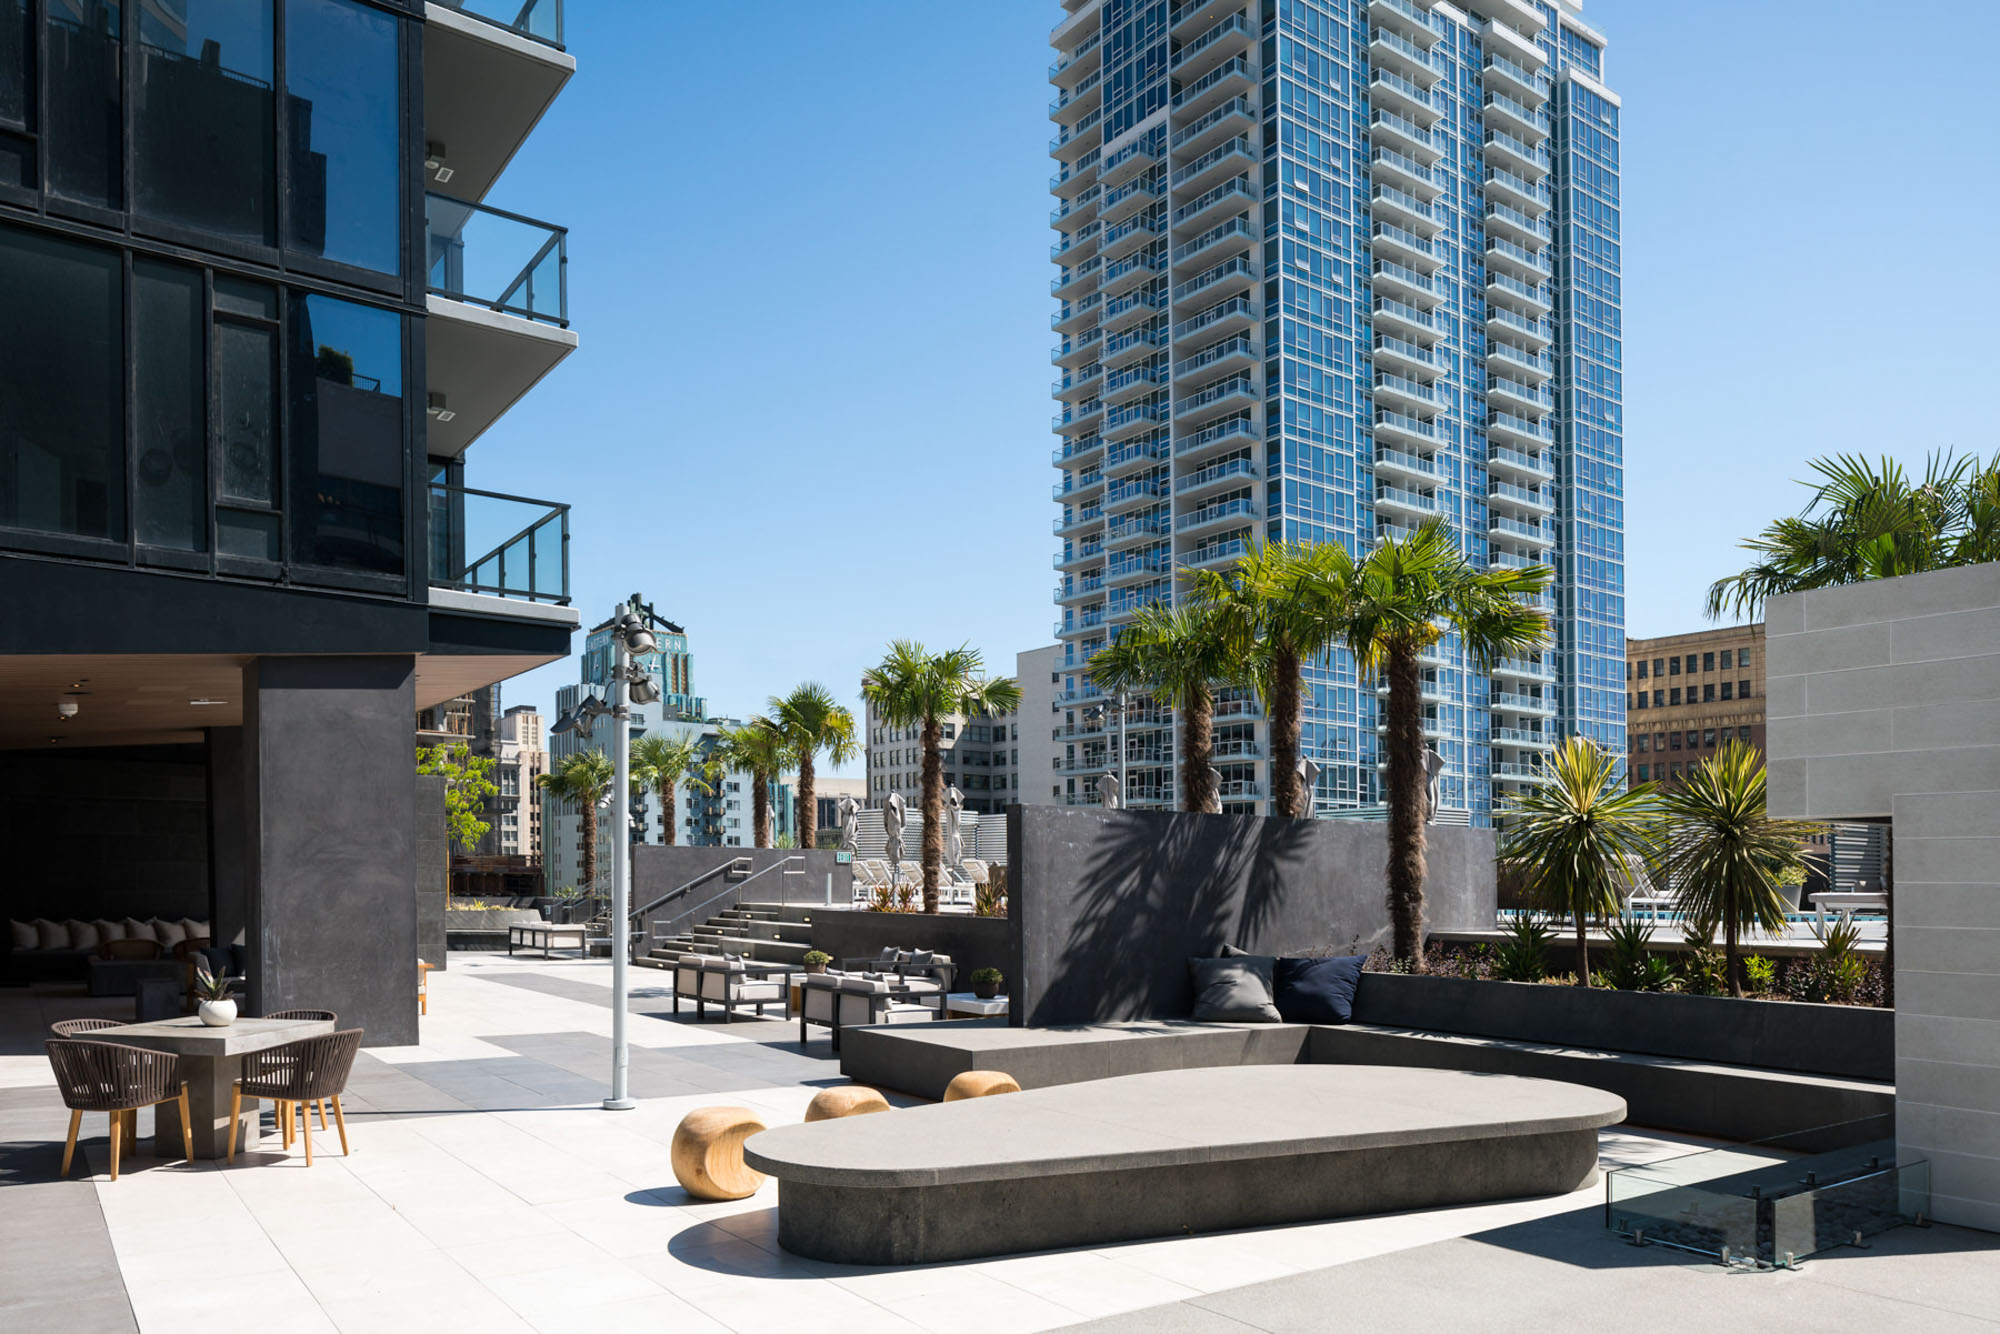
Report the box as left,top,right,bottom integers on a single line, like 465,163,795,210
473,1,1998,776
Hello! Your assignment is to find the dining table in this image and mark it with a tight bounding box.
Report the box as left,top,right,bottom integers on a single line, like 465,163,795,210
95,1015,336,1159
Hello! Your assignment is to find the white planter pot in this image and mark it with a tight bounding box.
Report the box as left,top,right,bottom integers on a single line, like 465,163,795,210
198,999,237,1027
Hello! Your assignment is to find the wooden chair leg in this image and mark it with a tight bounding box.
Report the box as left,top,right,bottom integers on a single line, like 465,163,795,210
108,1113,121,1182
60,1109,81,1177
280,1101,292,1149
330,1095,350,1156
300,1101,313,1167
228,1086,243,1165
177,1085,193,1163
315,1100,327,1131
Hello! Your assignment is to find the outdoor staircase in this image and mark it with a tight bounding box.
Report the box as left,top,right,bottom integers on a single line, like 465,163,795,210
633,901,819,971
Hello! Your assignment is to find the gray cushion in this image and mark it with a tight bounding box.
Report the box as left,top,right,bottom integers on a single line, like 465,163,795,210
908,950,935,971
1187,956,1282,1023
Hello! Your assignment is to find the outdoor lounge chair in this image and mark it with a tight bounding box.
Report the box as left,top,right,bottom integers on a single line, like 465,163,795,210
46,1038,192,1180
673,954,706,1013
228,1029,364,1166
696,960,788,1024
798,971,939,1050
267,1010,339,1132
50,1018,120,1037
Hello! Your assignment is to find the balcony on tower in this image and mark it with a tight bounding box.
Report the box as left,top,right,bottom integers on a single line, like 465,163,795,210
1461,0,1545,39
423,193,575,457
1171,55,1256,120
1171,12,1254,82
1172,293,1258,348
1101,249,1162,301
1049,68,1105,127
1368,27,1443,87
1374,409,1440,451
1487,410,1554,450
1175,372,1260,427
1485,234,1550,282
1371,221,1443,271
1173,95,1258,161
1486,200,1552,247
1176,452,1262,501
1374,446,1437,485
1174,332,1258,384
1049,27,1105,87
1483,92,1550,146
424,2,570,205
1485,305,1553,352
1368,0,1442,46
1177,494,1260,536
1374,484,1437,521
1484,270,1552,318
1372,295,1435,342
1174,136,1260,200
1369,109,1444,164
1484,53,1552,106
1488,445,1554,484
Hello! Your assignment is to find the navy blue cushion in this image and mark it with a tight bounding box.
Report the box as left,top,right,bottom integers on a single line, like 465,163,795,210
1273,955,1364,1025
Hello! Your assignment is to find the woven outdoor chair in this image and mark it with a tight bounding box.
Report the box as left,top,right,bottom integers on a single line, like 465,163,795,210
50,1018,121,1037
265,1010,339,1136
228,1028,363,1167
46,1039,191,1181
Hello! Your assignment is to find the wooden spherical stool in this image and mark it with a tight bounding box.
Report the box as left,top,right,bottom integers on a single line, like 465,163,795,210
804,1085,891,1122
671,1106,768,1201
942,1070,1021,1102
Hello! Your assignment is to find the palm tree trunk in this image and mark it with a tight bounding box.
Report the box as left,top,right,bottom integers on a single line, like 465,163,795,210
752,769,771,848
1384,642,1429,970
920,716,944,914
579,800,599,896
1576,916,1591,987
661,781,677,847
1268,644,1303,817
1183,685,1215,813
797,750,818,851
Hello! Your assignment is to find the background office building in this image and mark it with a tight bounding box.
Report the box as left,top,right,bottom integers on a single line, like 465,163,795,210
545,613,794,891
493,703,548,862
0,0,578,1042
1626,624,1763,788
1047,0,1623,823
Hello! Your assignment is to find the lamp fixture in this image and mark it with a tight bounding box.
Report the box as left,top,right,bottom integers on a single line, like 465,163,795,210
426,392,456,424
423,141,453,184
189,698,228,706
56,700,78,721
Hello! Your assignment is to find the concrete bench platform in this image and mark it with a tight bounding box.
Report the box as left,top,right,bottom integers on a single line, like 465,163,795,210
745,1064,1626,1265
837,1018,1892,1150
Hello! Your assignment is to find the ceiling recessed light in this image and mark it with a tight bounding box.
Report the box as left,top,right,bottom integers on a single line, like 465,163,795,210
189,698,229,707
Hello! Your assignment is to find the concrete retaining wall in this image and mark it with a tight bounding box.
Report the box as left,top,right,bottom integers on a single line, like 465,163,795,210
1008,803,1495,1027
1352,973,1893,1082
415,775,448,971
1767,565,2000,1229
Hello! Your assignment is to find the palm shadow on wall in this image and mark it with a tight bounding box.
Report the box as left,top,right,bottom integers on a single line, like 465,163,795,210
1035,808,1317,1025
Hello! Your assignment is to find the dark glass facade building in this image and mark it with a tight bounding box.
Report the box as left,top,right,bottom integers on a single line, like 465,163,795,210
0,0,578,1045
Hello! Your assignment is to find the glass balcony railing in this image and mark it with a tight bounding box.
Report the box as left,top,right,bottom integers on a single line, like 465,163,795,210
435,0,564,49
428,483,569,604
426,193,568,327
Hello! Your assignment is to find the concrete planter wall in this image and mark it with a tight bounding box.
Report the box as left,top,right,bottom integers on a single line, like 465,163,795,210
811,911,1014,991
445,907,543,950
1353,972,1893,1083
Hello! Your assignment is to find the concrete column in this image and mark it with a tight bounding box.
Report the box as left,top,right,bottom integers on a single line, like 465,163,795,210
243,656,418,1046
206,727,253,953
415,773,449,972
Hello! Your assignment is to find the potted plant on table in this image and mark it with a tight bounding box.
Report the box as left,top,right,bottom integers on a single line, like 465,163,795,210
970,967,1003,1001
192,956,238,1027
802,950,832,976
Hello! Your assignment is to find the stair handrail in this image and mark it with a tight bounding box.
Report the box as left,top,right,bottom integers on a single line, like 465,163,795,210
630,855,808,943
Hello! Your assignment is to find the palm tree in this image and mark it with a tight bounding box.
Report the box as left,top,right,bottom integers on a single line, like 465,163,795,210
768,684,857,852
1499,737,1663,985
1707,450,2000,620
1088,599,1237,813
1334,519,1552,968
717,718,792,848
1659,741,1818,997
1189,541,1351,817
535,750,615,893
629,733,706,847
862,643,1022,912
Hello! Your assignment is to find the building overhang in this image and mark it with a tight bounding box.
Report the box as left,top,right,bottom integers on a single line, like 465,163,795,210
425,295,579,457
421,4,575,206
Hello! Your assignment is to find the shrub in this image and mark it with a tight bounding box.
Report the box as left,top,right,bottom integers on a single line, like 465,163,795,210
974,882,1008,918
1493,915,1554,983
1743,954,1777,995
801,950,831,969
970,966,1003,987
1599,916,1676,992
1680,946,1728,996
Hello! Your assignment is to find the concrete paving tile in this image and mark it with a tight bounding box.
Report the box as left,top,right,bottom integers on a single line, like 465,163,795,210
445,1228,618,1280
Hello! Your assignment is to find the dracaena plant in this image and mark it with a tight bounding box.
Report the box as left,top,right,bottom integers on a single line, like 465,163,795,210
192,956,235,1002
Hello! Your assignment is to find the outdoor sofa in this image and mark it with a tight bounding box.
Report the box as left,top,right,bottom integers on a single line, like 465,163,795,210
672,954,786,1021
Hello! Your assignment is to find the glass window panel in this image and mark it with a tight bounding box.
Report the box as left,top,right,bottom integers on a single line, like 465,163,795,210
0,224,123,539
214,274,277,320
289,293,404,573
285,0,400,274
217,508,279,560
134,0,275,245
45,0,122,207
0,129,29,189
217,322,278,506
132,259,206,550
0,0,29,130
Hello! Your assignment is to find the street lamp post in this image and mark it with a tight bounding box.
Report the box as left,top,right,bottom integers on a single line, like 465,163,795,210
604,605,635,1111
552,597,659,1113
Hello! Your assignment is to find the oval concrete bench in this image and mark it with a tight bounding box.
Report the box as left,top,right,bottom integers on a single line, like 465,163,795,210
745,1064,1626,1264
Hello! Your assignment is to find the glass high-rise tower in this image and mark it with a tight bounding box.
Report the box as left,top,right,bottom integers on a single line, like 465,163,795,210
1049,0,1623,824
